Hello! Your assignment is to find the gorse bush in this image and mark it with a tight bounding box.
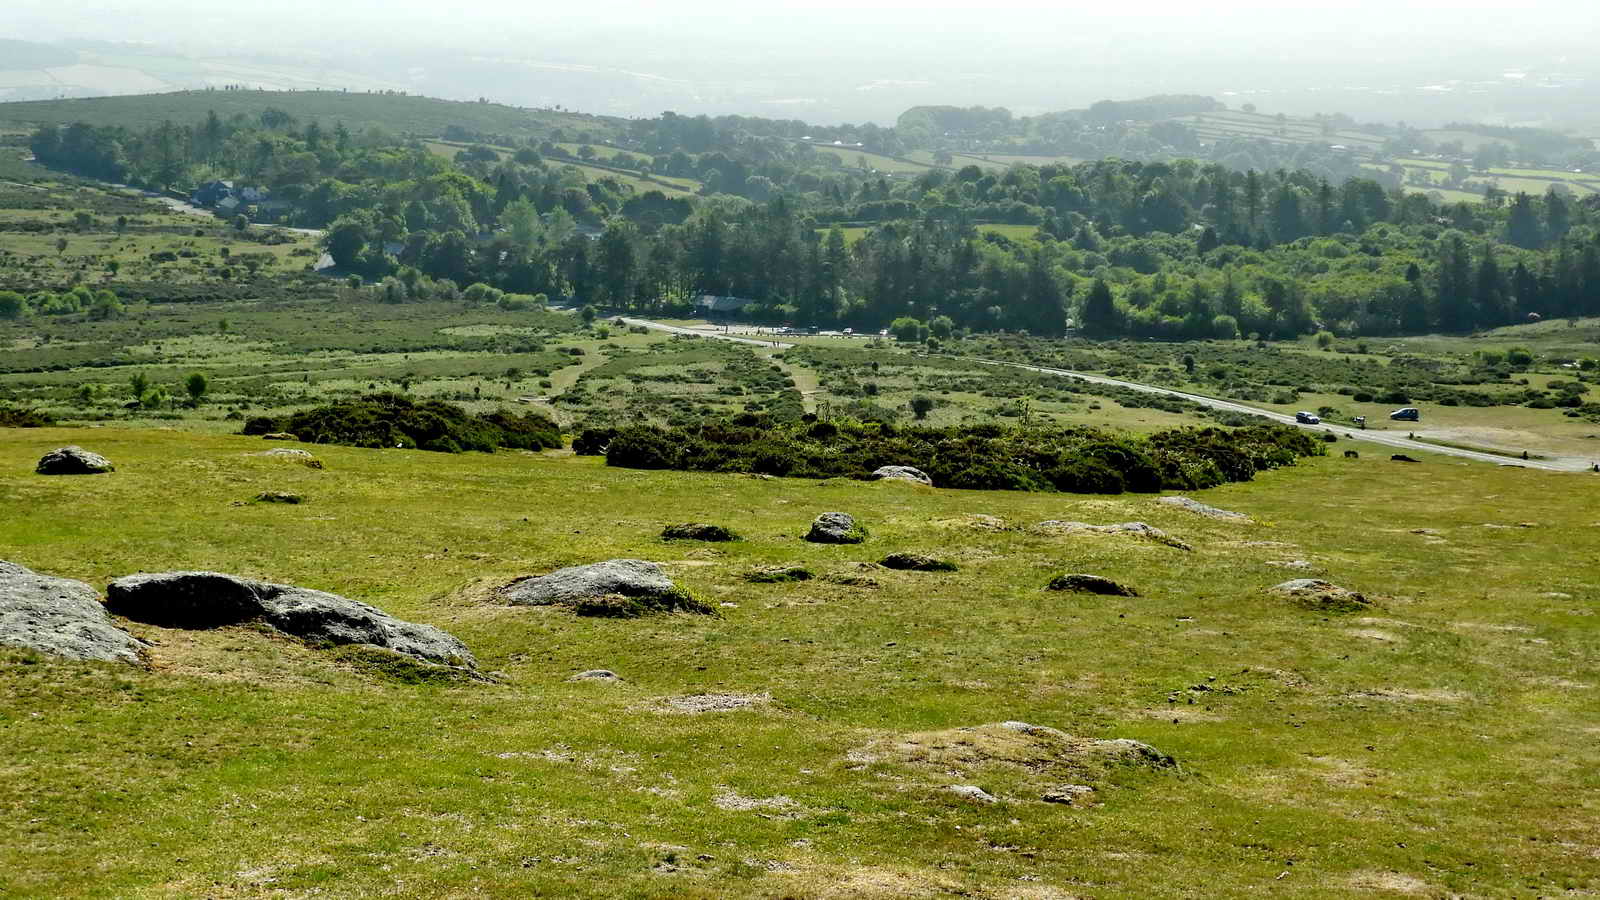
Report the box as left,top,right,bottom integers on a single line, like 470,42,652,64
592,416,1321,494
0,405,54,427
251,393,562,453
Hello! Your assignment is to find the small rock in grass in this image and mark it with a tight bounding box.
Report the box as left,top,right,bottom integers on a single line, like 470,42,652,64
946,784,998,804
35,446,114,475
1041,785,1096,805
569,669,622,682
255,491,303,504
661,523,739,542
1266,559,1316,571
870,465,932,486
501,559,708,615
744,565,814,583
1036,520,1192,551
1157,496,1250,521
658,692,771,713
256,447,324,469
824,571,879,588
1046,573,1138,596
878,553,958,572
805,512,867,544
1271,579,1369,612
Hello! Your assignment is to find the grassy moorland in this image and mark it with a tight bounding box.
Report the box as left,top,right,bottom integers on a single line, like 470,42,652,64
2,424,1598,897
0,90,621,141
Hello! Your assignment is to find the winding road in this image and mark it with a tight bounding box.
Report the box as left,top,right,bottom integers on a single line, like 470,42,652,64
618,317,1594,473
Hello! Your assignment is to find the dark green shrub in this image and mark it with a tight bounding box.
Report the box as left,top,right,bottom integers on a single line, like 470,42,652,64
284,393,561,454
0,406,53,427
241,415,283,435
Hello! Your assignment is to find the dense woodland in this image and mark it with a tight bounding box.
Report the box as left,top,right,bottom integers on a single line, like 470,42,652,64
22,103,1600,339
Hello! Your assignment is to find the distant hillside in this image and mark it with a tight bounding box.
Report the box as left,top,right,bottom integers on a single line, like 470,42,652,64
0,90,625,142
0,40,77,71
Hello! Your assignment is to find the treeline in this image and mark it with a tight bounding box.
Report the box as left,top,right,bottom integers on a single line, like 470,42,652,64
26,109,1600,339
333,159,1600,339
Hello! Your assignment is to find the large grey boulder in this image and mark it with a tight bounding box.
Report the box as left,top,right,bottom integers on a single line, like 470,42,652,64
871,466,932,486
105,571,474,666
805,512,867,544
1,565,143,663
502,559,678,607
35,446,114,475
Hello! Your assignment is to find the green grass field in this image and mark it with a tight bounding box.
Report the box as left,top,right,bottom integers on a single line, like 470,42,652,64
803,144,935,175
2,422,1598,897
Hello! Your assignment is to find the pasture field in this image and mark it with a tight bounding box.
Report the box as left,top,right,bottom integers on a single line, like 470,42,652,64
423,140,701,197
2,417,1598,897
802,143,935,175
951,153,1085,169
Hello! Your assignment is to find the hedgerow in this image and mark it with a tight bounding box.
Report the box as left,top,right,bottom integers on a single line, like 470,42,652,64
588,416,1320,493
255,393,562,453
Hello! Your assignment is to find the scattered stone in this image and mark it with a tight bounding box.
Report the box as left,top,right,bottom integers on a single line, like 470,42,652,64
255,447,324,469
105,571,475,666
1036,520,1192,551
1,565,143,663
661,523,739,542
1271,579,1369,612
1157,496,1250,521
261,432,299,441
805,512,867,544
1266,559,1317,571
1041,785,1096,805
851,721,1179,791
870,465,933,486
500,559,707,615
714,790,798,812
1046,573,1138,596
934,514,1008,531
878,553,958,572
1343,449,1360,459
655,692,771,714
824,571,879,588
1409,528,1442,536
744,565,814,583
254,491,303,504
569,669,622,682
35,446,114,475
946,785,997,804
1390,454,1420,463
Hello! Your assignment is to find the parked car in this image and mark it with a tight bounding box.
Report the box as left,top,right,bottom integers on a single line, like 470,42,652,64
1390,407,1420,422
1294,411,1321,424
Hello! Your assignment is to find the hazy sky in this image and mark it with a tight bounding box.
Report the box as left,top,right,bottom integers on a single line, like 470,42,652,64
6,0,1598,125
9,0,1598,46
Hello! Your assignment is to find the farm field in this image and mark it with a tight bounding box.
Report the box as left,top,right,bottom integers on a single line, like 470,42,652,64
802,143,935,175
3,416,1599,896
951,152,1085,168
423,140,700,197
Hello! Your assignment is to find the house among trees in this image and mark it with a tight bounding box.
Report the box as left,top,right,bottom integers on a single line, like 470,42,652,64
190,180,270,211
694,295,755,318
